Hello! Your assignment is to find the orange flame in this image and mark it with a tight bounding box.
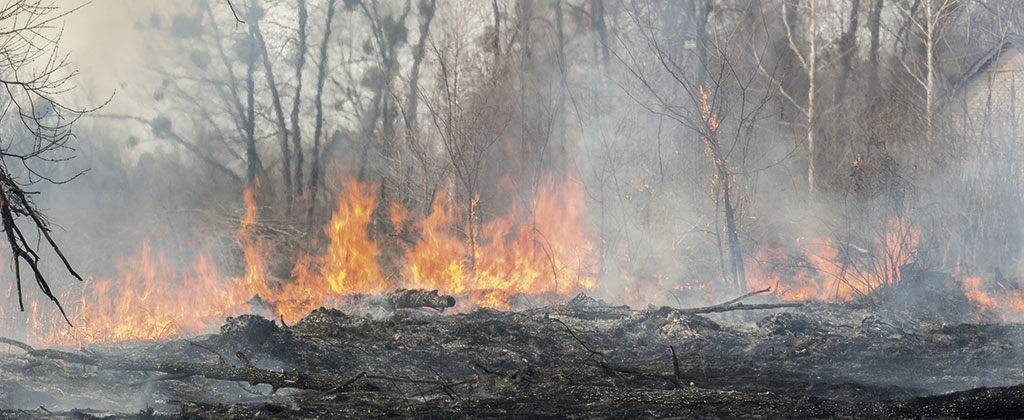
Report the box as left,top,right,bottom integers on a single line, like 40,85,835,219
962,276,996,311
27,173,1024,348
401,175,598,309
280,178,386,321
961,275,1024,320
746,218,920,302
5,173,599,346
28,240,237,346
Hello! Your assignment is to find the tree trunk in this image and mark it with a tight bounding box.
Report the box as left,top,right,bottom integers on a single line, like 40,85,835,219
834,0,862,105
291,0,309,199
245,18,264,187
404,0,436,193
692,0,711,87
807,0,817,193
591,0,610,72
307,0,338,221
868,0,884,91
492,0,501,60
924,0,934,143
554,0,567,161
254,20,291,204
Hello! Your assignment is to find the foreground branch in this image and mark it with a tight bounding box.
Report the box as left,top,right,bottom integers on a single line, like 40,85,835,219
382,289,457,311
0,337,362,393
679,302,805,314
0,336,473,395
337,289,457,312
675,287,804,314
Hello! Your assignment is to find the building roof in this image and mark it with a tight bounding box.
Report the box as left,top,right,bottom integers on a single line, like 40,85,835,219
954,34,1024,92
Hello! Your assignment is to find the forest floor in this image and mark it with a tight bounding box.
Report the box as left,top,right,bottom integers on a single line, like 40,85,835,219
3,273,1024,419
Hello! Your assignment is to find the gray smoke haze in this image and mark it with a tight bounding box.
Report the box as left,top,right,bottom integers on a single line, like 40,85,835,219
1,0,1020,343
4,0,1024,413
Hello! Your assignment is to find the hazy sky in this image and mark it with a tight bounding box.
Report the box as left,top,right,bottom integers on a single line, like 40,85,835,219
59,1,157,104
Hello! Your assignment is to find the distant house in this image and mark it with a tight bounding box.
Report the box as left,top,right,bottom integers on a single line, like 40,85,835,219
953,34,1024,146
947,35,1024,273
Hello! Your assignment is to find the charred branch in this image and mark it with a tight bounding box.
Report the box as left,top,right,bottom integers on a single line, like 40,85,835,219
0,1,99,323
675,287,804,314
343,289,457,312
0,337,366,394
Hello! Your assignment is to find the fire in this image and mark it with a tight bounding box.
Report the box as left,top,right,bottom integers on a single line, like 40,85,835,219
962,276,997,311
961,275,1024,320
400,175,598,309
236,182,271,302
28,240,240,346
280,178,386,321
5,173,599,346
18,170,1024,348
746,218,920,302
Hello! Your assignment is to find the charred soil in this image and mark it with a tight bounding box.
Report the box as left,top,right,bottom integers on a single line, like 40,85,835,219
3,288,1024,419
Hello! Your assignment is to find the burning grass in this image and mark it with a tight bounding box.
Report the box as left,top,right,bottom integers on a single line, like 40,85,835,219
3,173,600,347
5,172,1024,351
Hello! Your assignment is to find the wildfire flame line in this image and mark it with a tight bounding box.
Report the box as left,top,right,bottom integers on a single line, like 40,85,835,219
5,173,599,347
7,175,1024,348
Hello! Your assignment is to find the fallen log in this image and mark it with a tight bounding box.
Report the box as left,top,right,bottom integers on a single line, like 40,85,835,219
0,336,474,395
383,288,456,311
680,302,805,314
673,287,804,314
0,337,363,393
342,288,456,312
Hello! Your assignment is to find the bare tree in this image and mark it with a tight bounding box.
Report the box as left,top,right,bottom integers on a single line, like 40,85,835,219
867,0,884,91
252,3,293,203
307,0,339,220
0,1,99,324
834,0,862,104
619,0,776,294
894,0,960,142
751,0,821,192
422,9,516,272
290,0,309,200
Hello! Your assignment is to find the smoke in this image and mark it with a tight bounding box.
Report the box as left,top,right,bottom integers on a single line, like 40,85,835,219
2,0,1020,347
4,0,1024,412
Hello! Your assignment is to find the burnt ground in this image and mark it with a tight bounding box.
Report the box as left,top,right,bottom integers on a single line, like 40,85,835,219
3,279,1024,419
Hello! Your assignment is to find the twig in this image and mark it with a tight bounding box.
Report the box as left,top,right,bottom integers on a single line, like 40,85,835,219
680,302,804,315
186,340,227,366
226,0,245,26
0,336,34,352
670,345,682,386
667,287,803,314
548,318,628,386
429,366,465,404
326,371,365,394
719,287,772,306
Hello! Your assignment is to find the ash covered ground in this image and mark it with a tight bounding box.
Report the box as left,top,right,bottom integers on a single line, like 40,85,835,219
4,272,1024,419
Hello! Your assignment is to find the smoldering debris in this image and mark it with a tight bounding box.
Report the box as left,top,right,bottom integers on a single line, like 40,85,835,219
3,279,1024,419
